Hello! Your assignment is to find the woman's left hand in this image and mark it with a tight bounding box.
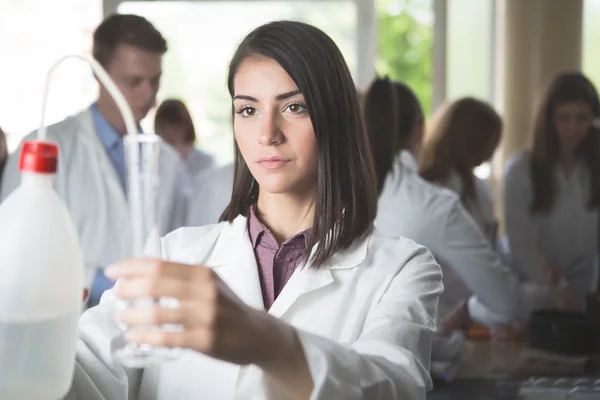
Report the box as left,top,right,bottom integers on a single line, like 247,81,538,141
106,258,273,365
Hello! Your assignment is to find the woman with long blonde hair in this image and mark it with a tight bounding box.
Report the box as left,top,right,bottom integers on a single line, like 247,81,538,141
420,98,502,245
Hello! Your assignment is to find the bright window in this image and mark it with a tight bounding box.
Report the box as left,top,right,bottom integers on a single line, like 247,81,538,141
583,0,600,92
446,0,495,180
0,0,102,153
446,0,494,101
119,1,358,165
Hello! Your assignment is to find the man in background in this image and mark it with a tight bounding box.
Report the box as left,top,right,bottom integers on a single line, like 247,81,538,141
1,14,188,307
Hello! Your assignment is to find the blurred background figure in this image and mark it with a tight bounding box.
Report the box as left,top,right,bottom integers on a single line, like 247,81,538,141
364,76,519,383
420,98,502,248
0,126,7,184
154,98,216,196
504,71,600,302
186,162,234,227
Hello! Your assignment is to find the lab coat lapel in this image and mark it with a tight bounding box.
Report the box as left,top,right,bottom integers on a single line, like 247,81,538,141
399,150,418,172
76,109,129,214
267,260,334,319
268,232,371,319
203,216,265,310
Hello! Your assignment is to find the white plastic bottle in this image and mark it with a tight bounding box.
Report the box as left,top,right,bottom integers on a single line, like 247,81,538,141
0,141,84,400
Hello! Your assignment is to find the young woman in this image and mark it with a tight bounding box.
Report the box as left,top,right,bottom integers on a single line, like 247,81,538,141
154,98,216,195
66,22,443,399
504,72,600,300
419,98,502,246
364,77,519,381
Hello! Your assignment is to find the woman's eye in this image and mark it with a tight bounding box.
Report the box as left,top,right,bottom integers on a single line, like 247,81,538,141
285,103,306,113
577,113,591,122
239,107,257,117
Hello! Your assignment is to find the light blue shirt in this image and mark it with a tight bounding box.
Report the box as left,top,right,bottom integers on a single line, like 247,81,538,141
90,104,127,192
89,104,127,306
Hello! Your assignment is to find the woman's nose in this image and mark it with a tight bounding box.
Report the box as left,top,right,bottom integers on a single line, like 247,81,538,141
258,113,283,145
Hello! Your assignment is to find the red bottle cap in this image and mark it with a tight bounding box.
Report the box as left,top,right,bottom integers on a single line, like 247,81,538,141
18,141,58,173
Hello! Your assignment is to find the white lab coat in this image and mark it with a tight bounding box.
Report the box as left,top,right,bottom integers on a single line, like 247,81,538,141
66,214,443,400
180,147,217,199
186,162,234,226
184,147,216,180
374,151,519,378
504,151,599,297
0,109,189,288
440,171,498,248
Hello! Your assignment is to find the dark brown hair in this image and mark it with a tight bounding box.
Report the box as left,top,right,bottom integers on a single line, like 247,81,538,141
529,71,600,213
419,98,502,204
93,13,167,68
363,77,424,193
154,99,196,144
221,21,378,268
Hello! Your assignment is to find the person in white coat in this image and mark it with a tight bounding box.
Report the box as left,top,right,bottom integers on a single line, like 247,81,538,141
0,126,7,185
0,14,188,306
363,77,520,382
186,162,234,226
419,98,502,248
63,21,443,399
504,71,600,301
154,98,217,198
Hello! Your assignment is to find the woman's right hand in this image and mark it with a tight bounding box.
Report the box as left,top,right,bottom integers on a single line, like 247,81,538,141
543,264,582,311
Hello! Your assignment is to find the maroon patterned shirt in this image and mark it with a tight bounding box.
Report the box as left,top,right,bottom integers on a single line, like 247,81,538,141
247,206,312,309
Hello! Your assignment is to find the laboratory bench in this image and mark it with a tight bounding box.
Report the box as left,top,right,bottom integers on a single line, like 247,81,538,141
428,340,600,400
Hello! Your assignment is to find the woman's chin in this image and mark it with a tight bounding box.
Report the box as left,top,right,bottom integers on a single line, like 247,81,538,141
255,174,302,195
257,182,295,195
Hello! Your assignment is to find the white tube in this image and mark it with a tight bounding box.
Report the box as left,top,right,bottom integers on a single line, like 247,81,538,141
37,54,137,143
37,54,143,257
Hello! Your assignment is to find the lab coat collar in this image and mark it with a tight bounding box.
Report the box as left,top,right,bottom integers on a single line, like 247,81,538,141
398,150,419,172
200,215,370,317
74,107,129,208
209,215,370,268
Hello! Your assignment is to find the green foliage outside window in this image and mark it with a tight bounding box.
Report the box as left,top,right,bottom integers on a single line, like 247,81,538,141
376,0,434,115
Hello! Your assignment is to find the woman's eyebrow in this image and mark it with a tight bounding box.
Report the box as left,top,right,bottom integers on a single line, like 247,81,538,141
275,90,301,101
233,90,301,103
233,94,258,102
